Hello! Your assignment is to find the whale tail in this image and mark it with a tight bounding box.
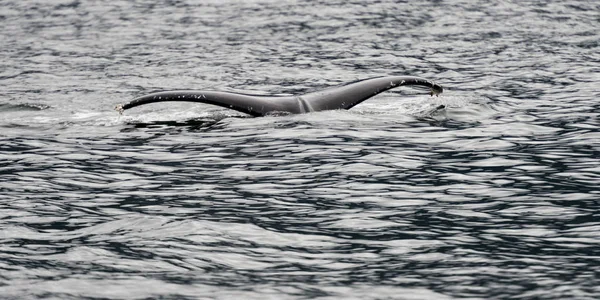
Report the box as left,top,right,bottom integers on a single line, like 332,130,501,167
116,75,443,116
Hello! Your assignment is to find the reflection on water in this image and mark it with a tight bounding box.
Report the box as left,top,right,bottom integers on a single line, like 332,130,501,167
1,0,599,299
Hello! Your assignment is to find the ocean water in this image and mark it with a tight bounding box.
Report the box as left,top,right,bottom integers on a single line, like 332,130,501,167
1,0,599,299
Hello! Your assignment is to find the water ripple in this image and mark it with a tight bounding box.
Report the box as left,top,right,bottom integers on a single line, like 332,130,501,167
1,0,599,299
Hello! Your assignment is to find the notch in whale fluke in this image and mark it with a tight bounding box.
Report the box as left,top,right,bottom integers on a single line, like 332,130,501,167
115,75,443,117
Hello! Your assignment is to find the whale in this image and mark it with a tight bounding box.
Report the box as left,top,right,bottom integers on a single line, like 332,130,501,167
115,76,443,117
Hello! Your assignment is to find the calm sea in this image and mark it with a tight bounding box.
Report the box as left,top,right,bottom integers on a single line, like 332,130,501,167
1,0,599,299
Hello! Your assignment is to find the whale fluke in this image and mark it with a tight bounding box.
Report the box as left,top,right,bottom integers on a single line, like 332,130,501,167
115,76,443,117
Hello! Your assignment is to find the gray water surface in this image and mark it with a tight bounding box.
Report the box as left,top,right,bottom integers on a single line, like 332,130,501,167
1,1,599,299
